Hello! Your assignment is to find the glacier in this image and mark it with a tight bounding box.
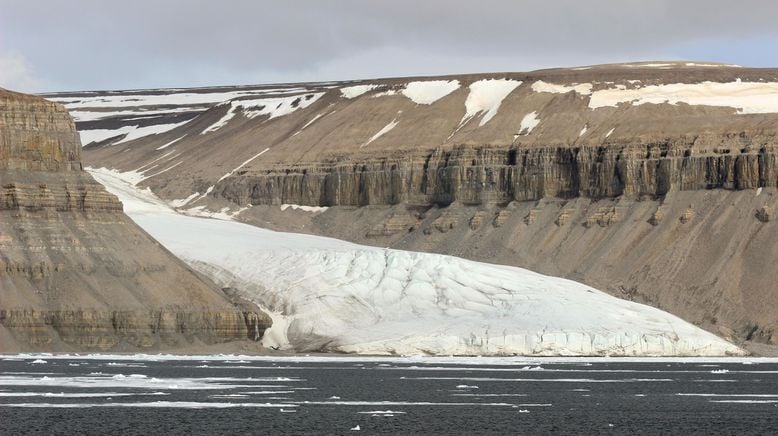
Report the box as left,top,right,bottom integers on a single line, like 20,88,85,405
88,167,744,357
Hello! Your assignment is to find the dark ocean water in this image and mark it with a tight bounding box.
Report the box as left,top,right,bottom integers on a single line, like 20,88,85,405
0,356,777,435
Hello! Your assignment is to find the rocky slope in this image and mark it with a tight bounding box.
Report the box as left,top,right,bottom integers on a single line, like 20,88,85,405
50,61,778,348
0,88,271,352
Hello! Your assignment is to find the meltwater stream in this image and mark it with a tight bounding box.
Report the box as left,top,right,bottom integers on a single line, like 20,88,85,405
1,356,777,435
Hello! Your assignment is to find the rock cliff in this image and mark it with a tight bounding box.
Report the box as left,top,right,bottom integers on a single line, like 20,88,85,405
0,88,271,352
54,61,778,350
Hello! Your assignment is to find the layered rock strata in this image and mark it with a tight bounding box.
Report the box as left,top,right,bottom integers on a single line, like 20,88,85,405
0,88,270,351
213,143,776,207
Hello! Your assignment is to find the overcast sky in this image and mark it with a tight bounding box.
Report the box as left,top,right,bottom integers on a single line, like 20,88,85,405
2,0,777,92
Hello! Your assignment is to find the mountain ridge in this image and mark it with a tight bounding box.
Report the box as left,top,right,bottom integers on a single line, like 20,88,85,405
47,61,778,350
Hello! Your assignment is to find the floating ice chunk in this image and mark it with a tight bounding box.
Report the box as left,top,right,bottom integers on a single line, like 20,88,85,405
350,425,361,431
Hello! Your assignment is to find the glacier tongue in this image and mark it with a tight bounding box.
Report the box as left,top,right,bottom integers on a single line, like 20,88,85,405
88,167,744,357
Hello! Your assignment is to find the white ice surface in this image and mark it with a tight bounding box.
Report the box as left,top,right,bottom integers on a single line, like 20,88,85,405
85,167,744,357
461,79,522,127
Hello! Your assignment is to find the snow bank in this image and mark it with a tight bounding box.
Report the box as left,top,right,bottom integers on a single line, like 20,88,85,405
401,80,460,105
589,81,778,114
461,79,522,127
87,167,744,357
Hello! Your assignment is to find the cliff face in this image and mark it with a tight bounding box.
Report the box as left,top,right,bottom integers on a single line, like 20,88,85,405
214,142,774,207
0,90,81,172
0,88,271,352
63,62,778,348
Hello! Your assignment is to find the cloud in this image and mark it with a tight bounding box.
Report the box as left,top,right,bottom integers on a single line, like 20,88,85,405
0,51,46,92
1,0,778,91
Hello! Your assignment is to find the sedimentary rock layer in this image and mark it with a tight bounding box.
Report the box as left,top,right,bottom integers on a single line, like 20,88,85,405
0,88,271,352
213,143,776,207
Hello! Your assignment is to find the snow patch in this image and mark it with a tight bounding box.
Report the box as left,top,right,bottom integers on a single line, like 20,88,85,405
401,80,460,105
202,93,324,134
169,192,201,208
280,204,329,213
531,80,593,95
685,63,742,68
589,81,778,114
79,120,190,146
519,112,540,135
340,85,379,99
156,135,186,150
217,148,270,183
181,206,249,221
362,117,399,148
461,79,522,127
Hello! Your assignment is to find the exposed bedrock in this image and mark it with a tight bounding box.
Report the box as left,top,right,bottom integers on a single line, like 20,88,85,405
214,143,776,208
0,88,271,352
0,309,266,350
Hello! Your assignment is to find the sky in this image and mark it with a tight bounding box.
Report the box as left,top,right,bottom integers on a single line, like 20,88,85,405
2,0,778,93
